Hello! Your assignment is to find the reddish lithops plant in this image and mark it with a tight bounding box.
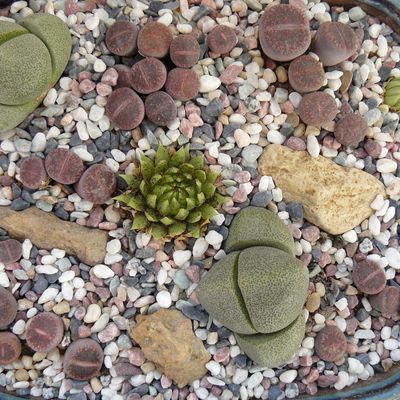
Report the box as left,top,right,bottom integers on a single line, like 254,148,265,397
145,91,177,126
19,156,48,189
369,286,400,320
0,239,22,265
207,25,237,54
315,325,347,362
75,164,117,204
63,338,104,380
0,332,21,365
26,312,64,353
105,87,145,130
45,148,84,185
113,64,133,89
258,4,311,62
0,287,17,329
312,22,359,67
130,57,167,94
137,22,173,58
165,68,200,101
352,260,387,295
105,21,139,57
170,34,201,68
288,55,325,93
334,113,369,147
298,92,337,126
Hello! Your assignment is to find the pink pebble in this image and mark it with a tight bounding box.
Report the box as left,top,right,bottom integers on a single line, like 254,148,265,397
96,82,113,97
101,68,119,86
234,171,251,183
219,63,243,85
86,207,104,228
300,253,312,267
319,252,331,267
281,101,294,114
286,136,306,151
232,188,248,203
188,112,204,127
179,118,194,138
78,325,92,338
214,347,230,363
79,71,92,81
128,347,146,366
302,226,320,242
185,265,201,283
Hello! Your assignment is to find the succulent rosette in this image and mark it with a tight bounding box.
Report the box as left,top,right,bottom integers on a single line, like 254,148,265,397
115,145,226,240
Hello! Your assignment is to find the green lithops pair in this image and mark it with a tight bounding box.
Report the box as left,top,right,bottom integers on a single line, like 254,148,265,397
115,145,226,241
198,207,309,368
384,78,400,111
0,14,72,132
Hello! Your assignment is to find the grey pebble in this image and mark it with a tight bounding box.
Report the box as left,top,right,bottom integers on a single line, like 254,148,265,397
286,203,304,221
251,191,272,207
11,198,30,211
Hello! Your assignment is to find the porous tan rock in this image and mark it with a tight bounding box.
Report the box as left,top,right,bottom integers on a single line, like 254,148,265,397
0,207,107,265
131,309,210,387
258,144,386,235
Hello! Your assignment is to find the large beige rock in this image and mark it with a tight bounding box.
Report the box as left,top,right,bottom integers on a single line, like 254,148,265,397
259,144,386,235
0,207,107,265
131,309,211,387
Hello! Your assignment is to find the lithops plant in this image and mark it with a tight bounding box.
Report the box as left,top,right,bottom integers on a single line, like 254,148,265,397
384,77,400,111
0,14,71,132
114,145,226,241
198,207,309,367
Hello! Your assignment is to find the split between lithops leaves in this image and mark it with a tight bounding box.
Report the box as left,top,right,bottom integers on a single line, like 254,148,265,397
0,14,71,132
115,145,226,241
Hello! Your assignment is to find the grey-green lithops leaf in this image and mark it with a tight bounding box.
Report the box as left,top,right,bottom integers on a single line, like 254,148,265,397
19,13,72,85
197,251,257,335
0,34,52,105
238,246,309,333
0,101,38,133
235,313,306,368
0,21,27,45
225,207,295,255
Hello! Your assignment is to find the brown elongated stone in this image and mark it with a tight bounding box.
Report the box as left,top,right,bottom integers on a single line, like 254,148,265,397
207,25,237,54
26,312,64,353
0,332,21,365
258,4,311,61
298,92,337,126
137,22,172,58
145,91,177,126
45,148,84,185
0,239,22,264
170,34,200,67
315,325,347,362
105,87,144,130
130,57,167,94
288,55,325,93
19,156,48,189
0,207,108,266
165,68,200,101
0,287,17,329
63,338,104,380
105,21,139,57
352,260,387,295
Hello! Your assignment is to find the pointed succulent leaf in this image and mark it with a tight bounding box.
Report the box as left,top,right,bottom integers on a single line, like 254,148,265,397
168,222,186,236
128,197,145,211
187,223,201,238
197,192,205,205
132,213,149,229
175,208,190,220
206,170,219,184
187,210,202,223
145,209,159,222
120,174,139,188
169,197,180,215
155,144,169,164
170,146,188,166
150,174,162,186
186,197,196,210
160,216,175,226
113,193,131,204
199,204,216,220
139,180,149,196
195,170,207,183
190,155,204,169
140,155,154,181
151,223,167,240
202,183,216,199
146,194,157,208
155,159,168,174
158,200,170,216
181,163,195,174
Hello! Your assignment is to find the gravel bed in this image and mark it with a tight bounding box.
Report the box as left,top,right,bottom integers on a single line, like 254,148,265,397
0,0,399,399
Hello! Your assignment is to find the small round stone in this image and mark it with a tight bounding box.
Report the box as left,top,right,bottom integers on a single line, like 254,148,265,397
207,25,237,54
75,164,116,204
137,22,173,58
288,55,325,93
0,239,22,265
156,291,172,308
63,338,104,380
334,114,369,146
315,325,347,362
165,68,200,101
114,64,133,89
105,87,144,130
145,91,177,126
170,34,200,68
298,92,337,126
0,288,17,329
352,260,387,295
19,156,48,189
105,21,139,57
26,312,64,353
258,4,311,61
0,332,21,365
130,57,167,94
369,286,400,320
45,148,84,185
312,22,359,66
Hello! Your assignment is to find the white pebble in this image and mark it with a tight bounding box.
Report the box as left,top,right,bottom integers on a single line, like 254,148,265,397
385,248,400,270
173,250,191,267
384,339,399,351
376,159,397,173
84,304,102,323
205,231,223,248
12,319,25,335
368,214,381,236
106,239,121,255
205,360,221,376
156,290,172,308
38,287,59,304
342,230,358,243
85,15,99,30
348,357,364,374
193,238,209,259
307,135,320,158
94,58,107,73
93,264,114,279
199,75,221,92
279,370,297,383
